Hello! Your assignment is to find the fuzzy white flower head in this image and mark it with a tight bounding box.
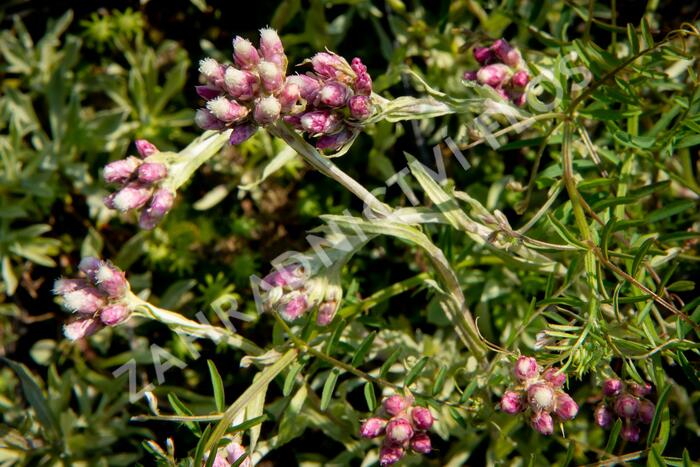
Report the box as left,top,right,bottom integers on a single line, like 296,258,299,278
199,58,221,79
207,96,235,121
224,67,246,88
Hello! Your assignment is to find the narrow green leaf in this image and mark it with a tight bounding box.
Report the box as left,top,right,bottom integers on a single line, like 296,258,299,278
325,320,346,355
627,24,640,54
631,238,654,277
647,200,694,223
193,425,212,467
647,385,672,446
605,418,622,452
432,365,448,396
380,348,402,378
351,332,376,367
320,369,340,411
283,361,303,397
647,446,666,467
404,356,429,387
168,393,200,435
207,360,226,413
364,382,377,412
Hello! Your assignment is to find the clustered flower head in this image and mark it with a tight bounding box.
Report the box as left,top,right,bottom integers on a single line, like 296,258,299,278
53,257,132,340
259,263,342,326
499,356,579,435
195,28,375,151
594,378,656,442
360,395,434,465
463,39,529,106
203,441,250,467
103,139,175,230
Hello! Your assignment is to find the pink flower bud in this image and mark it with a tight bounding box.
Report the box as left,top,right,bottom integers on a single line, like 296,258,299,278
511,91,526,107
64,317,103,340
254,96,281,125
410,406,433,430
311,52,349,80
207,96,249,123
258,60,284,93
137,163,168,184
262,265,305,289
233,37,260,70
225,442,250,467
195,85,221,100
280,294,308,321
348,95,372,120
638,400,655,424
112,183,152,212
620,424,641,442
463,70,477,81
527,383,555,412
287,75,322,102
282,115,302,129
629,382,652,397
100,303,130,326
78,257,101,280
300,111,340,135
542,368,566,388
511,70,529,87
62,287,106,314
135,139,158,158
316,128,354,151
531,411,554,435
316,300,338,326
139,189,175,230
351,57,372,95
359,417,386,438
230,123,258,145
500,390,525,414
383,395,409,416
477,64,511,87
614,394,640,419
554,393,578,420
223,68,259,101
514,356,539,380
104,157,140,184
410,432,432,454
259,28,285,64
277,82,301,113
195,109,227,131
379,445,404,466
199,58,225,86
491,39,522,67
94,262,128,297
594,404,614,428
53,278,88,295
603,378,623,397
385,418,414,445
473,46,493,65
319,82,350,108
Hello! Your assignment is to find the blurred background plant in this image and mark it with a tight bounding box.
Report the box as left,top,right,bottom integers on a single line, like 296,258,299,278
1,0,699,466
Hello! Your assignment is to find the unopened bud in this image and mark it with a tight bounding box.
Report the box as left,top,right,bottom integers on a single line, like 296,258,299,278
100,303,130,326
258,60,284,93
137,162,168,184
379,445,404,466
383,395,410,416
614,394,640,419
629,382,652,397
62,287,106,314
473,46,493,65
207,96,249,123
554,393,578,420
195,85,221,100
410,406,433,430
53,278,87,296
531,411,554,435
594,404,614,428
259,28,285,66
277,82,301,113
620,424,641,442
511,70,529,87
311,52,349,80
638,400,655,424
233,37,260,70
135,139,158,158
463,70,478,81
280,294,308,321
199,58,225,86
112,183,152,212
348,95,372,120
359,417,386,438
253,95,281,125
542,368,566,388
224,68,259,101
410,432,432,454
316,300,338,326
287,74,321,102
603,378,623,397
300,111,340,135
139,189,175,230
195,109,227,130
500,390,525,414
95,262,128,297
78,257,101,280
351,57,372,95
514,356,539,380
491,39,522,67
319,82,350,108
385,418,414,444
64,317,103,340
104,157,140,184
477,63,511,87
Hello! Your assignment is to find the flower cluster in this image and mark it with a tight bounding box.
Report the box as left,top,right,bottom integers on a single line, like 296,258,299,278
195,28,374,151
203,442,250,467
53,257,132,340
463,39,529,106
360,395,434,466
103,139,175,230
594,378,656,442
499,356,579,435
259,263,341,326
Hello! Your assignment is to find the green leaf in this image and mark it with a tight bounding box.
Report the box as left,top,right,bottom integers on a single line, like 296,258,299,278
380,348,402,378
2,358,59,440
351,332,376,367
320,369,340,411
207,360,225,413
364,382,377,412
605,418,622,452
647,385,672,447
627,24,640,55
283,360,303,397
432,365,448,396
646,200,694,223
168,393,200,435
647,446,667,467
193,425,212,467
631,237,654,277
404,356,429,387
